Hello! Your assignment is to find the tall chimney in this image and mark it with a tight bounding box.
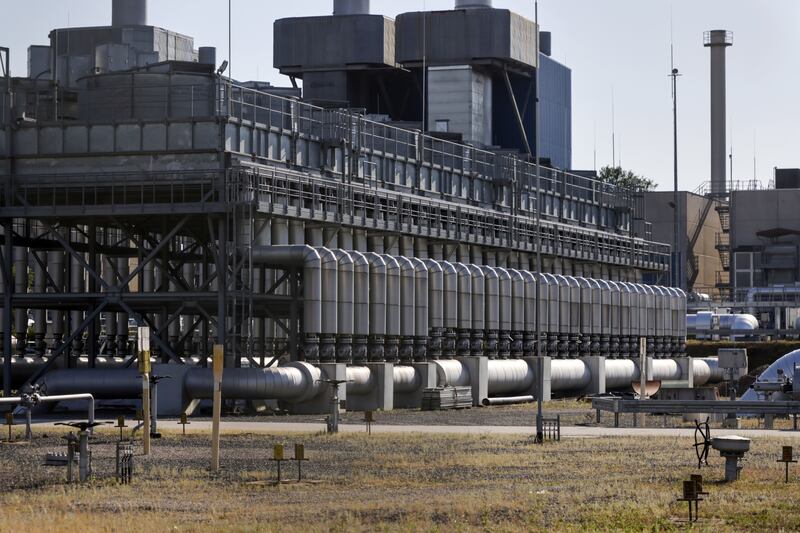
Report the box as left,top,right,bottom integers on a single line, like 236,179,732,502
455,0,493,8
112,0,148,26
704,30,733,196
333,0,370,15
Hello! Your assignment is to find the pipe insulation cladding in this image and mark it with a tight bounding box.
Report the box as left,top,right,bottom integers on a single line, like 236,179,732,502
185,363,321,402
112,0,148,26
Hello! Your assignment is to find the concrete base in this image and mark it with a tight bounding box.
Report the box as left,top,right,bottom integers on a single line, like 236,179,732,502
394,363,438,409
523,356,551,402
347,363,394,412
285,363,347,415
580,356,606,395
457,356,488,407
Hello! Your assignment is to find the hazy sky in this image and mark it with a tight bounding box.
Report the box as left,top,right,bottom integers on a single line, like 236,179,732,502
2,0,799,192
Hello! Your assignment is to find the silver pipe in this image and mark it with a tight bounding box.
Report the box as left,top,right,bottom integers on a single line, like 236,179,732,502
487,359,533,395
434,359,470,387
350,251,370,364
482,396,534,406
40,368,142,398
13,247,27,352
185,362,321,402
381,255,401,363
396,256,416,363
393,366,420,393
346,366,374,395
331,249,354,363
410,257,429,362
362,253,386,362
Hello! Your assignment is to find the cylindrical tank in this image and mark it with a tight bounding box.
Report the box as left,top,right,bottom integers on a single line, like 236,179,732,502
112,0,148,26
198,47,217,66
333,0,370,15
455,0,493,8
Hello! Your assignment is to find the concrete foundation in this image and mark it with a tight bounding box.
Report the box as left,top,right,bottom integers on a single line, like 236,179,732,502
458,356,488,407
347,363,394,412
580,356,606,395
524,356,552,402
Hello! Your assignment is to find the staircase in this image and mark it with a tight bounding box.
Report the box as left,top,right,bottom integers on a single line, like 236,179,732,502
714,202,732,299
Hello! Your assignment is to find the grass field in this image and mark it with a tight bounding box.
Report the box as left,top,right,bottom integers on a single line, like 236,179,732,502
2,428,799,532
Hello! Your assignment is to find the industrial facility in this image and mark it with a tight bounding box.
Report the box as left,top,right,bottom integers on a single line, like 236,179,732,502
0,0,713,416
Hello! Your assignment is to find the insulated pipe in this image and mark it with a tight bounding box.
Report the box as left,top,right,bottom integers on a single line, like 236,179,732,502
250,245,323,360
362,253,386,362
423,260,444,358
47,250,65,346
40,368,142,399
116,257,130,354
393,365,421,393
331,250,354,363
350,251,370,364
496,267,512,358
550,359,592,392
410,258,429,362
439,261,458,358
13,247,27,353
487,359,534,395
454,263,472,356
185,362,321,402
467,265,485,355
381,255,401,362
508,269,526,357
434,359,470,387
32,251,46,355
480,266,499,358
396,256,416,363
316,247,339,362
346,366,374,395
617,282,631,356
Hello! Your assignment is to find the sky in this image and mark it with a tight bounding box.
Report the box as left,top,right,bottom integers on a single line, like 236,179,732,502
2,0,799,193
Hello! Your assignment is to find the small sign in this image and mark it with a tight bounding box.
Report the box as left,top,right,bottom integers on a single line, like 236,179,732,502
5,413,12,425
213,345,224,382
273,444,284,461
294,444,305,461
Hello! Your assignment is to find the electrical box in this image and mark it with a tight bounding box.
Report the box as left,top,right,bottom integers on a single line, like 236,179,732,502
718,349,748,379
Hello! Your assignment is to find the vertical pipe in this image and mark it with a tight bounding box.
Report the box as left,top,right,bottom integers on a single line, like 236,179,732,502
13,246,27,354
70,230,85,355
2,221,12,396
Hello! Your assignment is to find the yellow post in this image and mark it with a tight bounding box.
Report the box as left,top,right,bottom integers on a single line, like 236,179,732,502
211,344,224,472
138,327,152,455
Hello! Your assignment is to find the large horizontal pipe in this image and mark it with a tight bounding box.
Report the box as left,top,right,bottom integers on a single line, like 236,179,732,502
40,369,142,399
487,359,533,395
394,366,420,393
185,363,320,402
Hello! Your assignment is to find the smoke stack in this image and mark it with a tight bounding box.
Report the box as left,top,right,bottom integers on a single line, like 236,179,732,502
455,0,493,8
112,0,148,26
704,30,733,196
333,0,370,15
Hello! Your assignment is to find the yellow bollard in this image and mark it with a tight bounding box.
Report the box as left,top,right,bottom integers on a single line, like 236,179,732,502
211,345,224,472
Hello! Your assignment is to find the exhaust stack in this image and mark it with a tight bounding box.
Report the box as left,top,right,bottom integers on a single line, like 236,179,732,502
455,0,493,8
704,30,733,196
333,0,370,15
112,0,148,26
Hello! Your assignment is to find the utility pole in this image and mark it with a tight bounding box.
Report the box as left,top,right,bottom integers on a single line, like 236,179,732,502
534,0,544,445
670,63,681,288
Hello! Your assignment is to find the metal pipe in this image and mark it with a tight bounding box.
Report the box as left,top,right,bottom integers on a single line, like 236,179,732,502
704,30,733,196
396,256,416,363
410,257,429,362
185,362,321,402
346,366,374,395
482,396,534,406
362,253,386,362
434,359,470,387
350,251,370,364
393,366,420,393
381,255,401,362
331,249,353,363
487,359,533,395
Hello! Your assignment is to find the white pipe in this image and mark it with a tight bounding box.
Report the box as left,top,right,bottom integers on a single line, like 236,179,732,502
480,266,499,331
351,251,370,338
487,359,533,395
497,267,512,333
185,362,321,402
397,257,416,338
346,366,374,395
434,359,470,387
331,250,354,337
440,261,458,330
424,260,443,332
393,366,420,393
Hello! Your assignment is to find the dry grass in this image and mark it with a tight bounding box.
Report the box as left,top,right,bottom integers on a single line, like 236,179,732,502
2,430,800,532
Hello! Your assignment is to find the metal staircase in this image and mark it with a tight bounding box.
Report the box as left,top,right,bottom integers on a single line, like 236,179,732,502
685,198,715,291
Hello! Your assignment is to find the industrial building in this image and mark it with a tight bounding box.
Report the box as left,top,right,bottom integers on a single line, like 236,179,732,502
0,0,691,414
